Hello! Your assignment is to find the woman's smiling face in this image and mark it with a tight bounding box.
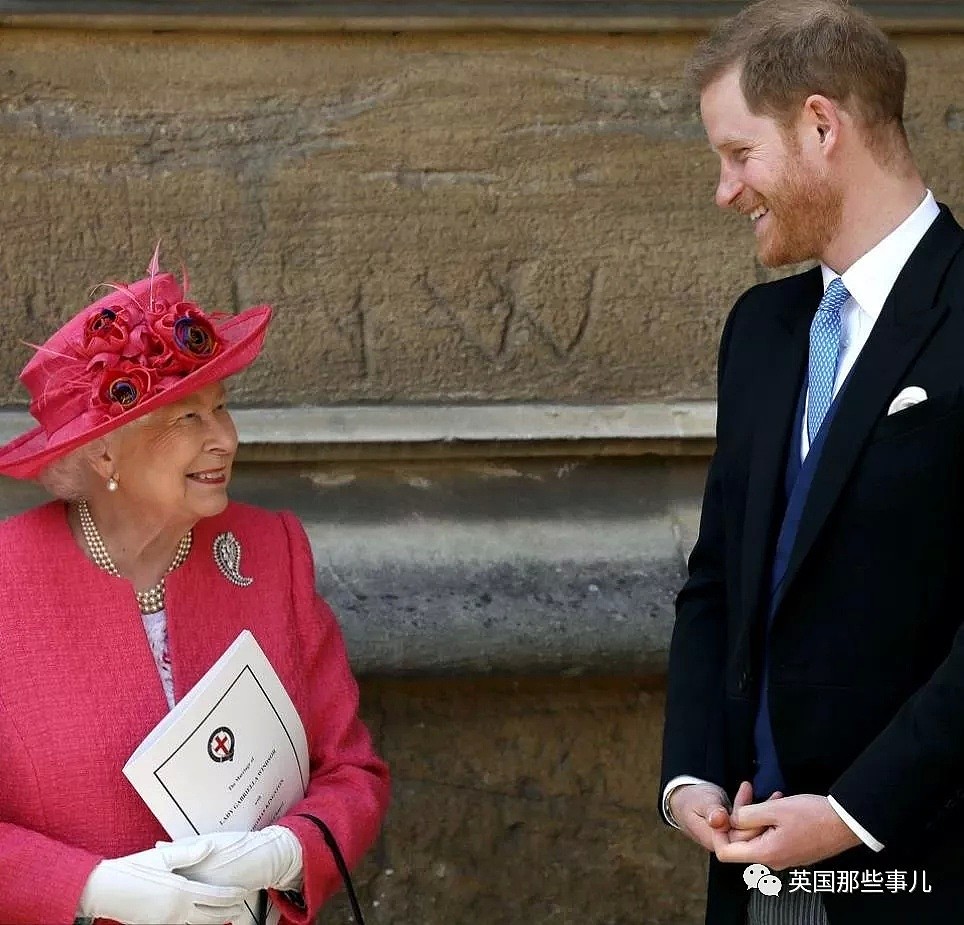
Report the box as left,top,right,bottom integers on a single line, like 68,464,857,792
108,381,238,528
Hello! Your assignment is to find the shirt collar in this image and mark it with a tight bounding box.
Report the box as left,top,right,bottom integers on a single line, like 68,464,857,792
820,190,941,320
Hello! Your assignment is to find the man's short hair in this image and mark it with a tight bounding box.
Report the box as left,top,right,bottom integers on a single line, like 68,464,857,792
687,0,909,159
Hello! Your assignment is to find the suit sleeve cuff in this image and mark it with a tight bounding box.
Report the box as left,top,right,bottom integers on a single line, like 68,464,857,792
662,775,730,827
827,794,885,852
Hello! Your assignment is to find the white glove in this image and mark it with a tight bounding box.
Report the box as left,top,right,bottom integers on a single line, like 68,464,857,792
77,840,250,924
163,825,304,893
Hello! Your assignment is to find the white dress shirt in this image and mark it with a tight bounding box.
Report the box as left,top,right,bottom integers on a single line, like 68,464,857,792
663,190,941,852
802,190,942,459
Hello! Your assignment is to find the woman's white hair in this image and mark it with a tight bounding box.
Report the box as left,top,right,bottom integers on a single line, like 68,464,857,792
35,401,185,500
36,438,109,501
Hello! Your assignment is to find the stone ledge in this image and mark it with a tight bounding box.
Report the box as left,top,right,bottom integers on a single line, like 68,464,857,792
0,402,717,462
302,503,690,677
239,455,704,676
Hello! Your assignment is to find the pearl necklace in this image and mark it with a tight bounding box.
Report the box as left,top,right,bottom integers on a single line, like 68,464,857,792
78,498,193,615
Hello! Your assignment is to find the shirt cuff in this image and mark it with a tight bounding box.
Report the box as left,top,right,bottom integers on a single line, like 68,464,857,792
662,775,730,828
827,794,884,852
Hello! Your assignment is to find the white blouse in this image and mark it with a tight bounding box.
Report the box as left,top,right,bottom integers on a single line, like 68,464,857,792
141,607,175,709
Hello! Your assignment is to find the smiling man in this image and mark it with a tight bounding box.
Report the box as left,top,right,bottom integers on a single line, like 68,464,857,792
658,2,964,924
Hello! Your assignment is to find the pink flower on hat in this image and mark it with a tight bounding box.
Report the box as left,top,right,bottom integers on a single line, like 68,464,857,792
94,362,156,417
145,301,222,375
79,293,224,398
82,304,145,364
83,306,129,355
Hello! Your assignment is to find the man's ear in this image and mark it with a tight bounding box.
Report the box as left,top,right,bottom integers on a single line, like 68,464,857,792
801,94,844,156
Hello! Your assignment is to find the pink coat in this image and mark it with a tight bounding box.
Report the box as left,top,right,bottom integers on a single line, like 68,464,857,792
0,500,390,924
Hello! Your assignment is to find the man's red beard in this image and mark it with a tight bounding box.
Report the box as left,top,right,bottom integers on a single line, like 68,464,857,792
751,159,844,268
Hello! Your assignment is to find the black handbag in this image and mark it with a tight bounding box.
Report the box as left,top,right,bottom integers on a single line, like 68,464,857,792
256,814,366,925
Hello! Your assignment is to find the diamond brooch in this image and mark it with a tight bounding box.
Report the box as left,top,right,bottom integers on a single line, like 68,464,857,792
213,531,254,587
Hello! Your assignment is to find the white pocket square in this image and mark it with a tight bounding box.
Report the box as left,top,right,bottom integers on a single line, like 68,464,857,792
887,386,928,416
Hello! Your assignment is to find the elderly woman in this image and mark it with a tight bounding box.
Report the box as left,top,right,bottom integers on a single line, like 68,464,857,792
0,255,390,925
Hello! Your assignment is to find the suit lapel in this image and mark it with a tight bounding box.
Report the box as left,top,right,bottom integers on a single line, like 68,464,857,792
738,268,822,641
772,207,964,617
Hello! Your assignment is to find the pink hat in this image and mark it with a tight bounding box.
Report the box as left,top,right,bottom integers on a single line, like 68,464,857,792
0,251,272,479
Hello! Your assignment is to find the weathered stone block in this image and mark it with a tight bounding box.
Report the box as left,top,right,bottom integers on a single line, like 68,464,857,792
0,31,959,404
331,677,707,925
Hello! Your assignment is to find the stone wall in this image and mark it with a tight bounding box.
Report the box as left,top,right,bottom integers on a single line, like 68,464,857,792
342,677,707,925
0,30,961,406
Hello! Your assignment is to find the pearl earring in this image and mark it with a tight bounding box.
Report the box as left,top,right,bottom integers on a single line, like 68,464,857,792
107,475,119,492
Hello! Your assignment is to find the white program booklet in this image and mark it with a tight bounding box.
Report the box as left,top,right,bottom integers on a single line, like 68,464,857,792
124,630,309,925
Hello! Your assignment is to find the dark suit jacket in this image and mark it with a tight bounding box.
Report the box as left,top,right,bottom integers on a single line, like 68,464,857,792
659,205,964,924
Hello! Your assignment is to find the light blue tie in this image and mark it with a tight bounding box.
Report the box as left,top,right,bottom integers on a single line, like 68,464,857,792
807,277,851,442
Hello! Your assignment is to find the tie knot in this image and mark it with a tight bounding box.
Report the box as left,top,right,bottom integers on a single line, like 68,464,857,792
820,277,850,314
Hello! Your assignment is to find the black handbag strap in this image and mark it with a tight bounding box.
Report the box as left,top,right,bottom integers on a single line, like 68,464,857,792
255,815,366,925
296,813,367,925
